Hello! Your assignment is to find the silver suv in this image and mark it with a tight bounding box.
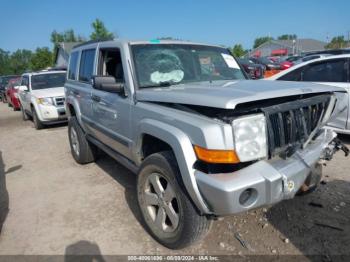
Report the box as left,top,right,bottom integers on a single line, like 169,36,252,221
65,39,348,249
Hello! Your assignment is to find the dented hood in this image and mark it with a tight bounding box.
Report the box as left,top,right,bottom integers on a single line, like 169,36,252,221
136,80,345,109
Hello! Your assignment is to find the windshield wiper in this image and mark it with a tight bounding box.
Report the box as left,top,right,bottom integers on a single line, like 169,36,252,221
140,81,180,89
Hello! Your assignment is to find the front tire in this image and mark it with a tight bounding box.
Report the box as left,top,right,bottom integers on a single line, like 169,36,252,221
32,108,44,130
137,151,212,249
68,116,97,164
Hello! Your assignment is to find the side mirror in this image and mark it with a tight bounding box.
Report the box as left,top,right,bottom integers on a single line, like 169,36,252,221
92,76,124,94
18,85,28,92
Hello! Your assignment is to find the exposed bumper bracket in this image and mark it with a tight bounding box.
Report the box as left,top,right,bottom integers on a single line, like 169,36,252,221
322,138,349,161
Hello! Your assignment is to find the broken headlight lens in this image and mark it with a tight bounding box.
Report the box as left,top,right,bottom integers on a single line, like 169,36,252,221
232,114,268,162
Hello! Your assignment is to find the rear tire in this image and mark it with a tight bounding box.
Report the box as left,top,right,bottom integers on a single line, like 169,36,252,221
137,151,212,249
32,108,44,130
68,116,98,164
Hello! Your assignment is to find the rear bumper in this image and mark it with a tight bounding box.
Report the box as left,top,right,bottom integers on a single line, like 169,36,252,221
195,128,336,216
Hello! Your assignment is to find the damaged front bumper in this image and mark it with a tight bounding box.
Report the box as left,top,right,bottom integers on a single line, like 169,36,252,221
195,128,346,216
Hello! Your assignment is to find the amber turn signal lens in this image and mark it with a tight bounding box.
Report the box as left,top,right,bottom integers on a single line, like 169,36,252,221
194,145,240,164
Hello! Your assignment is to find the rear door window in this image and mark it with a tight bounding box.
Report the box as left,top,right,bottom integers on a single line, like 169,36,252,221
302,59,347,82
68,52,79,80
79,49,96,83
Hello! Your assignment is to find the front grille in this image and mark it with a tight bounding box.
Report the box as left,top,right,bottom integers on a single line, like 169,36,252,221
262,94,332,158
54,97,65,107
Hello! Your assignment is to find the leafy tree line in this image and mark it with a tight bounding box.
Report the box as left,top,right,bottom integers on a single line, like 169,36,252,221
0,19,114,75
325,35,350,49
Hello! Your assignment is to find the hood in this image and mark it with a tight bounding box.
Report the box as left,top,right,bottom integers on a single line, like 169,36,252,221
31,87,64,98
136,80,345,109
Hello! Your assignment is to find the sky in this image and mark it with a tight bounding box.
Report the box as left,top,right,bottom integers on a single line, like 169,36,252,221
0,0,349,52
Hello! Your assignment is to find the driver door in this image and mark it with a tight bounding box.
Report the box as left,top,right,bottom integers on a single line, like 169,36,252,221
91,46,133,159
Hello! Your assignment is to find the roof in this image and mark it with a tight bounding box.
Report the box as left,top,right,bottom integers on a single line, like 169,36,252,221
57,42,81,53
252,38,327,54
72,39,225,50
277,39,327,52
54,42,82,62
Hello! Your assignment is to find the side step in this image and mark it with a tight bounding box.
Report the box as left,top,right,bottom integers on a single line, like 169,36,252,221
86,135,139,174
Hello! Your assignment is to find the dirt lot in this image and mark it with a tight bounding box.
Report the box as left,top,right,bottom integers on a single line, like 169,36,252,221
0,102,349,259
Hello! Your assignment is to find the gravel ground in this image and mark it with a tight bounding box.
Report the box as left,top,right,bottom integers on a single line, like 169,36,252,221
0,103,349,259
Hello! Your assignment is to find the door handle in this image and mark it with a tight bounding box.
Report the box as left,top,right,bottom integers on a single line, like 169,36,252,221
73,90,80,95
91,95,101,102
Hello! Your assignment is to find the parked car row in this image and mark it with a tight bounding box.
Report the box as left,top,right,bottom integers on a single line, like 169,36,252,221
1,39,349,250
0,69,67,129
238,49,350,79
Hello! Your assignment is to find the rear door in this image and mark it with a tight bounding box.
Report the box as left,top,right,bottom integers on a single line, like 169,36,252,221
301,58,350,130
68,49,96,133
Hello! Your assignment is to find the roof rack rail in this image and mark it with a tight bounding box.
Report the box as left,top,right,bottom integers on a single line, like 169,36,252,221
73,39,114,49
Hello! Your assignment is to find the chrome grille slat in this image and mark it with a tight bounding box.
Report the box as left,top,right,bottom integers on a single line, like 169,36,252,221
262,95,331,158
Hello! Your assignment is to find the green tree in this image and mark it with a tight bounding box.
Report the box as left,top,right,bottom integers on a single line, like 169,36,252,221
231,44,247,57
253,36,273,49
50,29,84,63
0,49,11,75
9,49,32,74
90,19,114,40
326,36,348,49
50,29,84,46
30,47,53,71
277,34,297,40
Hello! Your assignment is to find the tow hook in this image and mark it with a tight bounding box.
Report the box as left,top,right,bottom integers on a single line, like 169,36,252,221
322,138,349,161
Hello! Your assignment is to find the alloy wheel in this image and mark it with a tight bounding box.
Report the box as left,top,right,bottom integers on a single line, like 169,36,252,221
143,173,180,233
70,127,80,156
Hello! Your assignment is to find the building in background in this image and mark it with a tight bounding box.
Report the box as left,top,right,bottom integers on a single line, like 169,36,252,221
250,38,327,57
54,42,82,68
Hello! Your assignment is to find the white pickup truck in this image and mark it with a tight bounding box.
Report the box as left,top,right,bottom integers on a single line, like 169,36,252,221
18,70,67,129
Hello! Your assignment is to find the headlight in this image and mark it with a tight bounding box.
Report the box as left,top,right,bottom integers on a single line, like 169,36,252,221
232,114,267,162
37,97,54,105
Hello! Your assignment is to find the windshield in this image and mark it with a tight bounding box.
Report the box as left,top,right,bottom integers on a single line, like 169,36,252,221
31,73,66,90
131,44,245,88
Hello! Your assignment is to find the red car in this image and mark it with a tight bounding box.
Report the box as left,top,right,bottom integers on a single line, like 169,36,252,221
5,77,21,110
280,61,293,70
